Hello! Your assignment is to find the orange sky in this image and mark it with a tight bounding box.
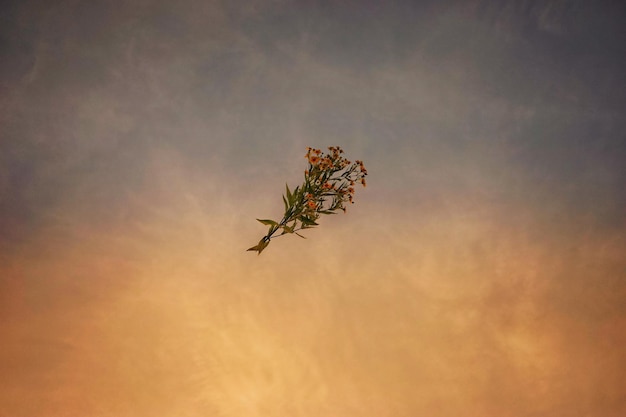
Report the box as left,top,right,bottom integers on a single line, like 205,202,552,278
1,161,624,416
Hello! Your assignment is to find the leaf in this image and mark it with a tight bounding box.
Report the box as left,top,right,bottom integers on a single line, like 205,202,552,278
295,232,306,239
290,186,300,205
257,219,278,226
282,195,288,211
299,216,318,226
247,238,270,254
285,183,292,204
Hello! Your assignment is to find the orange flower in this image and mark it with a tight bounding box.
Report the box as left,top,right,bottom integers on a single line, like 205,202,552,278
309,155,320,165
307,200,316,209
361,178,366,187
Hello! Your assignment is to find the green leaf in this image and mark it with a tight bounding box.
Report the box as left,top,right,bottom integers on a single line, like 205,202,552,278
282,195,288,211
299,216,318,226
247,238,270,254
257,219,278,226
285,183,292,204
290,186,300,205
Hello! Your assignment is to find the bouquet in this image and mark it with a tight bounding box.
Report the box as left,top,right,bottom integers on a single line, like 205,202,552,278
247,146,367,254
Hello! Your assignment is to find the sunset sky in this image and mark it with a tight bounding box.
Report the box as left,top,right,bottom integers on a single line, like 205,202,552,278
1,1,625,416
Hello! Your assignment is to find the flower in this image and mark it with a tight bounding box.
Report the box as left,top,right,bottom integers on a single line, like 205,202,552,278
249,145,367,254
320,157,333,169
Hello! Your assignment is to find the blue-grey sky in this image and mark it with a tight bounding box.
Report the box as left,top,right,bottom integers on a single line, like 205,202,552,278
1,1,625,416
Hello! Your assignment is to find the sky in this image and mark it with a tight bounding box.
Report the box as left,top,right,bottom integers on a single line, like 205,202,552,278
1,0,625,416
